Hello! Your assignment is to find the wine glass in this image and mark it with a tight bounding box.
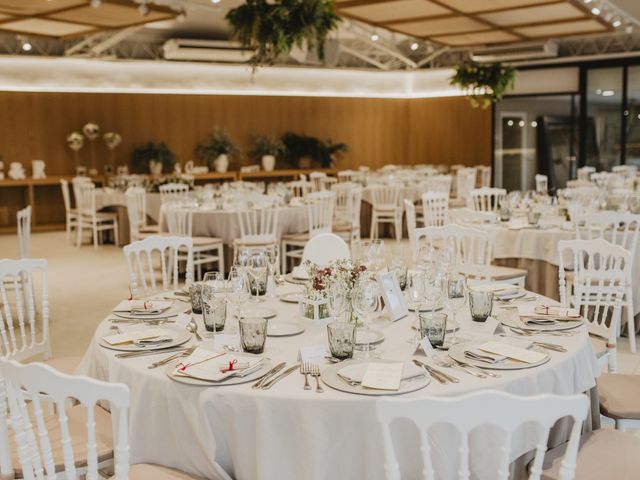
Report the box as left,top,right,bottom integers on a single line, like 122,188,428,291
201,271,225,336
227,266,249,329
446,273,467,334
327,281,347,322
265,244,279,297
247,249,268,303
423,272,444,312
406,270,425,344
352,277,379,358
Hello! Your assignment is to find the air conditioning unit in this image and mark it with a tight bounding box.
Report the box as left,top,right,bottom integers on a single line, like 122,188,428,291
470,41,558,63
162,39,251,63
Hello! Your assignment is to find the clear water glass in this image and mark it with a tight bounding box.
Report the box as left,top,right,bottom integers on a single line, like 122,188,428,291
352,278,379,356
239,317,268,354
202,272,226,334
327,322,356,360
468,290,494,322
188,283,203,315
418,312,448,347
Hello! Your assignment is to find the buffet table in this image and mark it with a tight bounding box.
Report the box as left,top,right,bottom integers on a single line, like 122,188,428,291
77,287,599,480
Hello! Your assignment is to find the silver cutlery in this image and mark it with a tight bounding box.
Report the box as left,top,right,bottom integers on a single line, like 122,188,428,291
452,359,500,378
412,359,448,384
509,326,576,338
310,363,324,393
301,362,312,390
187,320,203,341
161,296,190,303
435,357,486,378
252,362,286,389
223,344,240,353
116,346,190,359
497,296,537,305
261,363,300,389
148,346,196,369
133,337,172,347
337,372,426,387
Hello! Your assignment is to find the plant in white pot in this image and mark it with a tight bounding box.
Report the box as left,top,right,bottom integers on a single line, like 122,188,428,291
130,142,176,176
249,135,284,172
196,128,239,173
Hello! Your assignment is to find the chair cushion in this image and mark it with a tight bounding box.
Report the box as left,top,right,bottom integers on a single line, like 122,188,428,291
589,335,608,359
123,464,205,480
10,405,113,477
140,225,160,234
44,356,82,375
282,233,310,242
489,265,527,281
332,222,352,232
191,237,222,246
541,429,640,480
598,373,640,420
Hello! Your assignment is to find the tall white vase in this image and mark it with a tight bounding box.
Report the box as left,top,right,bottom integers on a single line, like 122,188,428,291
261,155,276,172
214,154,229,173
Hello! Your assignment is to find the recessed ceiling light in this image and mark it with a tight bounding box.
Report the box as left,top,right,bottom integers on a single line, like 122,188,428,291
613,18,622,27
410,42,419,51
507,120,514,127
211,0,221,3
21,41,32,52
591,7,601,15
601,90,615,96
583,0,592,3
531,121,538,128
371,33,379,42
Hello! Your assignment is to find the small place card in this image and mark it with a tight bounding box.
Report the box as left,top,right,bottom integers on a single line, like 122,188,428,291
361,362,403,391
297,345,326,362
213,334,241,352
419,336,435,357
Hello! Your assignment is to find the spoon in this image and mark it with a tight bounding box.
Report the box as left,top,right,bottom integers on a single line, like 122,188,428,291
187,320,203,341
434,356,486,378
223,344,240,353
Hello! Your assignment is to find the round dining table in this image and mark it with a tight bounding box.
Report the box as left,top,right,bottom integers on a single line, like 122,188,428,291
77,286,600,480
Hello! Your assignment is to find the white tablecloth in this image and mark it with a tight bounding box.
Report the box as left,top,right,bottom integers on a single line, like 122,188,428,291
77,288,599,480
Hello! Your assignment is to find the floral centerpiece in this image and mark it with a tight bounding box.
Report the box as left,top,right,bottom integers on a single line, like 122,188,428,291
302,259,367,323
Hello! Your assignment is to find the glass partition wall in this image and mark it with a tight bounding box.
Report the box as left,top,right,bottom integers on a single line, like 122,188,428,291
494,60,640,190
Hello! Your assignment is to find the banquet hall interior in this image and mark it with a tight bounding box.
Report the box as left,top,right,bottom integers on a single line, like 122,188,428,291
3,0,640,479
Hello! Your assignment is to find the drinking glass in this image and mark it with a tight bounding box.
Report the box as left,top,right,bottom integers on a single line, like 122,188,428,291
188,283,203,315
201,272,226,334
327,322,356,360
527,210,541,225
468,290,494,322
418,312,448,347
446,274,467,330
239,317,268,354
406,271,425,344
247,250,268,302
327,282,347,322
227,266,249,329
352,277,379,356
265,244,279,298
423,273,444,311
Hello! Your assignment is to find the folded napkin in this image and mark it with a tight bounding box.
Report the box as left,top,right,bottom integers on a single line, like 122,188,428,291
338,362,423,387
174,349,262,382
517,305,581,324
464,349,507,364
466,341,547,364
103,328,169,346
471,283,519,295
291,266,310,280
112,300,172,315
533,305,581,319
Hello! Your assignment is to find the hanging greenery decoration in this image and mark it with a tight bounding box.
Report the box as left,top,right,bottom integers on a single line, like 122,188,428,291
450,62,516,108
226,0,341,68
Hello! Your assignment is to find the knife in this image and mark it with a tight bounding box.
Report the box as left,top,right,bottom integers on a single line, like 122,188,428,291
252,362,286,389
414,359,459,384
413,359,447,384
261,363,300,390
116,347,189,359
453,359,500,378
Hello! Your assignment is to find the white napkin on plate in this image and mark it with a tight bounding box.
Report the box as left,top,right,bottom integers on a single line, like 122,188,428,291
518,304,580,323
291,266,310,280
112,300,172,315
337,362,423,385
471,283,519,296
174,349,262,382
103,328,169,345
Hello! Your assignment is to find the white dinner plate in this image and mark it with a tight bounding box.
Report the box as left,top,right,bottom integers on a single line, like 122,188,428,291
166,359,272,386
321,359,430,396
448,343,550,370
278,292,303,303
354,329,385,346
111,303,189,321
499,312,583,332
284,273,307,285
267,321,304,337
408,303,444,312
495,289,526,301
236,307,278,319
98,324,191,352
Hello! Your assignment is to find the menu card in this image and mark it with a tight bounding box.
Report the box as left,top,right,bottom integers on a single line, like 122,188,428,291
361,362,404,391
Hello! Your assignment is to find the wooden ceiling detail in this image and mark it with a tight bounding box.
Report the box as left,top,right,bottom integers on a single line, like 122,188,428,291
336,0,612,46
0,0,176,39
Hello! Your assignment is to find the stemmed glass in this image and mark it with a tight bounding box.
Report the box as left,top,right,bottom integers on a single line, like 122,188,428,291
406,270,425,344
446,273,467,333
247,249,268,303
227,266,249,329
201,271,226,335
265,244,279,298
327,281,347,322
352,277,379,358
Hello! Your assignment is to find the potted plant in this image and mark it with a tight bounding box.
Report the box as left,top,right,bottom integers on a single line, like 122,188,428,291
195,128,239,173
319,139,348,168
450,61,515,108
281,132,348,168
130,142,176,175
249,135,284,171
226,0,341,68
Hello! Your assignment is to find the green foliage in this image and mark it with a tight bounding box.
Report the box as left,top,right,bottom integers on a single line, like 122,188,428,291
450,62,516,108
249,135,285,162
130,142,176,173
280,132,348,168
226,0,341,68
195,128,239,168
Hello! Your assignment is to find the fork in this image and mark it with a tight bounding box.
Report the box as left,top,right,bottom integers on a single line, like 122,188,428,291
148,346,196,369
310,363,324,393
301,362,312,390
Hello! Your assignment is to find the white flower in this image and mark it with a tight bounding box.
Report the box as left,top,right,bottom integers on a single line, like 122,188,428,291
103,132,122,150
66,131,84,151
82,122,100,140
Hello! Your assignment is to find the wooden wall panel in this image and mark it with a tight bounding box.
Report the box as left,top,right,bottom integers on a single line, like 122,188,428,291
0,92,490,176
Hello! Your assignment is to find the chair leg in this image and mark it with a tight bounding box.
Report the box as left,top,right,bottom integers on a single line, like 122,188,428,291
92,220,99,249
626,286,636,353
65,213,71,243
370,212,376,241
281,241,288,274
113,220,119,247
218,245,225,277
76,217,83,248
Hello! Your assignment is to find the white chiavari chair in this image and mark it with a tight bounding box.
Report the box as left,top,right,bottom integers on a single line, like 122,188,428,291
0,359,202,480
535,174,549,193
469,187,506,212
233,206,280,262
448,208,498,225
123,235,194,297
422,192,449,227
0,259,78,374
126,186,158,234
309,172,327,192
476,165,491,187
323,176,337,190
456,167,477,203
281,191,335,272
404,199,418,261
75,182,119,249
422,174,452,195
60,179,79,244
286,180,311,198
558,238,629,373
301,233,351,266
125,189,155,242
376,390,589,480
577,166,595,182
369,185,402,242
165,205,224,279
16,206,31,259
613,165,638,176
159,183,189,203
337,170,355,183
415,224,527,287
332,183,362,248
575,212,639,352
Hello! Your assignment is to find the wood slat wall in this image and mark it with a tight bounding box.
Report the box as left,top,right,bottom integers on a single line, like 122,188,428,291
0,92,490,175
